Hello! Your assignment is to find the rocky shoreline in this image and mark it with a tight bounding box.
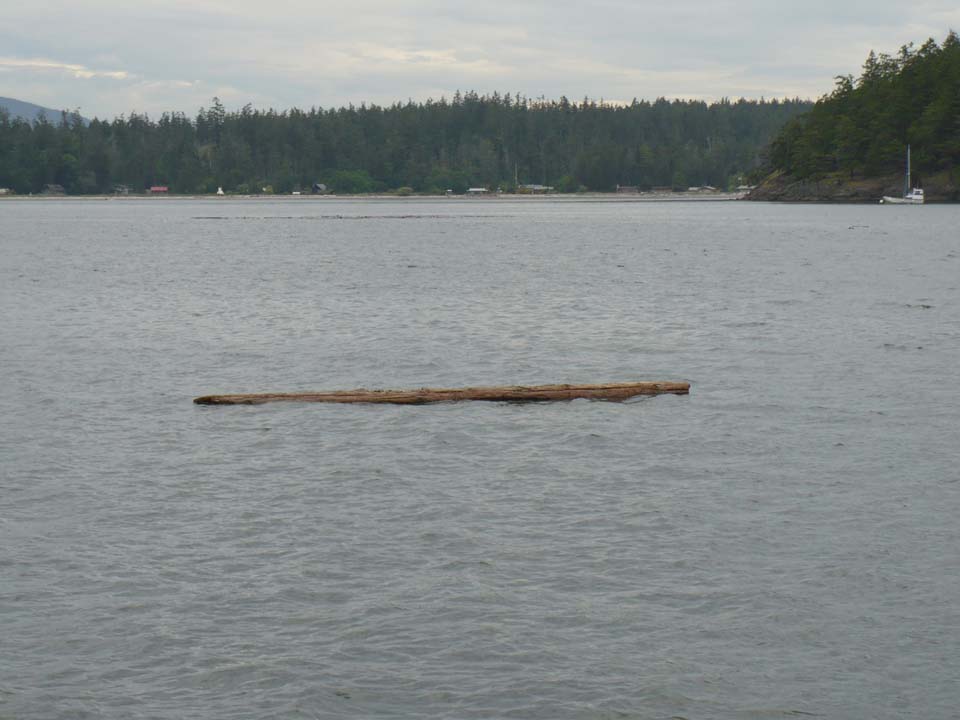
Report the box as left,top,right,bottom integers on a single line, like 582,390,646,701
747,170,959,203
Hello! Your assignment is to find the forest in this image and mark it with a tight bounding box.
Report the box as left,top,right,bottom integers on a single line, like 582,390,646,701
768,32,960,181
0,93,809,195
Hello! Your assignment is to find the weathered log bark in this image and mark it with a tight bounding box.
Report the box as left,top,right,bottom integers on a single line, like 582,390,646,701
194,381,689,406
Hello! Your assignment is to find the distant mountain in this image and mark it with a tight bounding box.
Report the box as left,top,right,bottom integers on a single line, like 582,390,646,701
0,96,88,124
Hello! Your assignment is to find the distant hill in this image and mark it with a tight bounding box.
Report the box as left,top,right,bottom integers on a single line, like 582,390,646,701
0,92,810,194
0,96,88,125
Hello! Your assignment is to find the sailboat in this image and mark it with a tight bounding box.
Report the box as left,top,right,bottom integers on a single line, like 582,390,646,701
880,145,924,204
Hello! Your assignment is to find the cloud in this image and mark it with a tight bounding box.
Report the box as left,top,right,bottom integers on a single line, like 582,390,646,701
0,56,131,80
3,0,959,117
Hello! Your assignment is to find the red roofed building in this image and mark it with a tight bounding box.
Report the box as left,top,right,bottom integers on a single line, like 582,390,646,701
149,186,169,194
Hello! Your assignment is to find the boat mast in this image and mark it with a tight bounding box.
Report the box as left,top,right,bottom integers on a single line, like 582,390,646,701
905,145,911,196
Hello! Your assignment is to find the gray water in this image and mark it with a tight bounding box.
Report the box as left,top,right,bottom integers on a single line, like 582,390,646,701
2,198,959,719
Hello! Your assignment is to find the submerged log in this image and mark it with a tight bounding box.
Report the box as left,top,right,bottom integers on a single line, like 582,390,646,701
194,381,690,406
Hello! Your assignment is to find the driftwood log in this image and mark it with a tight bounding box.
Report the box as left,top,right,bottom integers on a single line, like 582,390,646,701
194,381,690,406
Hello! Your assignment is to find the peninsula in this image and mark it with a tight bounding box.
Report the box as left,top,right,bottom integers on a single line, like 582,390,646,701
749,32,960,203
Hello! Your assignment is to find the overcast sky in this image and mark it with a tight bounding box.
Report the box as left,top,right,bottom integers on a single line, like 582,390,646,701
2,1,959,119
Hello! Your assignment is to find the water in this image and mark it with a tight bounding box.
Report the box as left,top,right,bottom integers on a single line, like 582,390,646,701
2,198,959,719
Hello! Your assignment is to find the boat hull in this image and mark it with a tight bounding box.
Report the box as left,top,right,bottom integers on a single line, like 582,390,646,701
880,196,924,205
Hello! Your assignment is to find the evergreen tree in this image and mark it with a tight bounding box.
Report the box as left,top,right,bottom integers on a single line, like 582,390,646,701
767,32,960,181
0,91,811,194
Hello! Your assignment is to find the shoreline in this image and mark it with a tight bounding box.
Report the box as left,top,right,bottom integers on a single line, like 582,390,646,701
0,191,747,202
747,169,959,203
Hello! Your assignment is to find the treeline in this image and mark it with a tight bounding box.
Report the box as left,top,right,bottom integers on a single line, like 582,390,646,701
0,93,810,195
769,32,960,180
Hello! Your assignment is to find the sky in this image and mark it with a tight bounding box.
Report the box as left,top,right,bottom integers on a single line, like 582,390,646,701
2,0,959,119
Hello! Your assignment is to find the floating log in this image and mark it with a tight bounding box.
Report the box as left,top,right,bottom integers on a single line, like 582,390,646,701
194,381,689,406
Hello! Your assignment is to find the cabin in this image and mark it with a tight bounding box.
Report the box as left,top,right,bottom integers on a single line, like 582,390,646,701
616,185,640,194
466,187,490,195
518,184,554,194
42,184,65,195
149,186,169,194
0,188,11,196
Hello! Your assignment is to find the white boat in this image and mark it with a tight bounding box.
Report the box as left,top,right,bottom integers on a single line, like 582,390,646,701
880,145,924,204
